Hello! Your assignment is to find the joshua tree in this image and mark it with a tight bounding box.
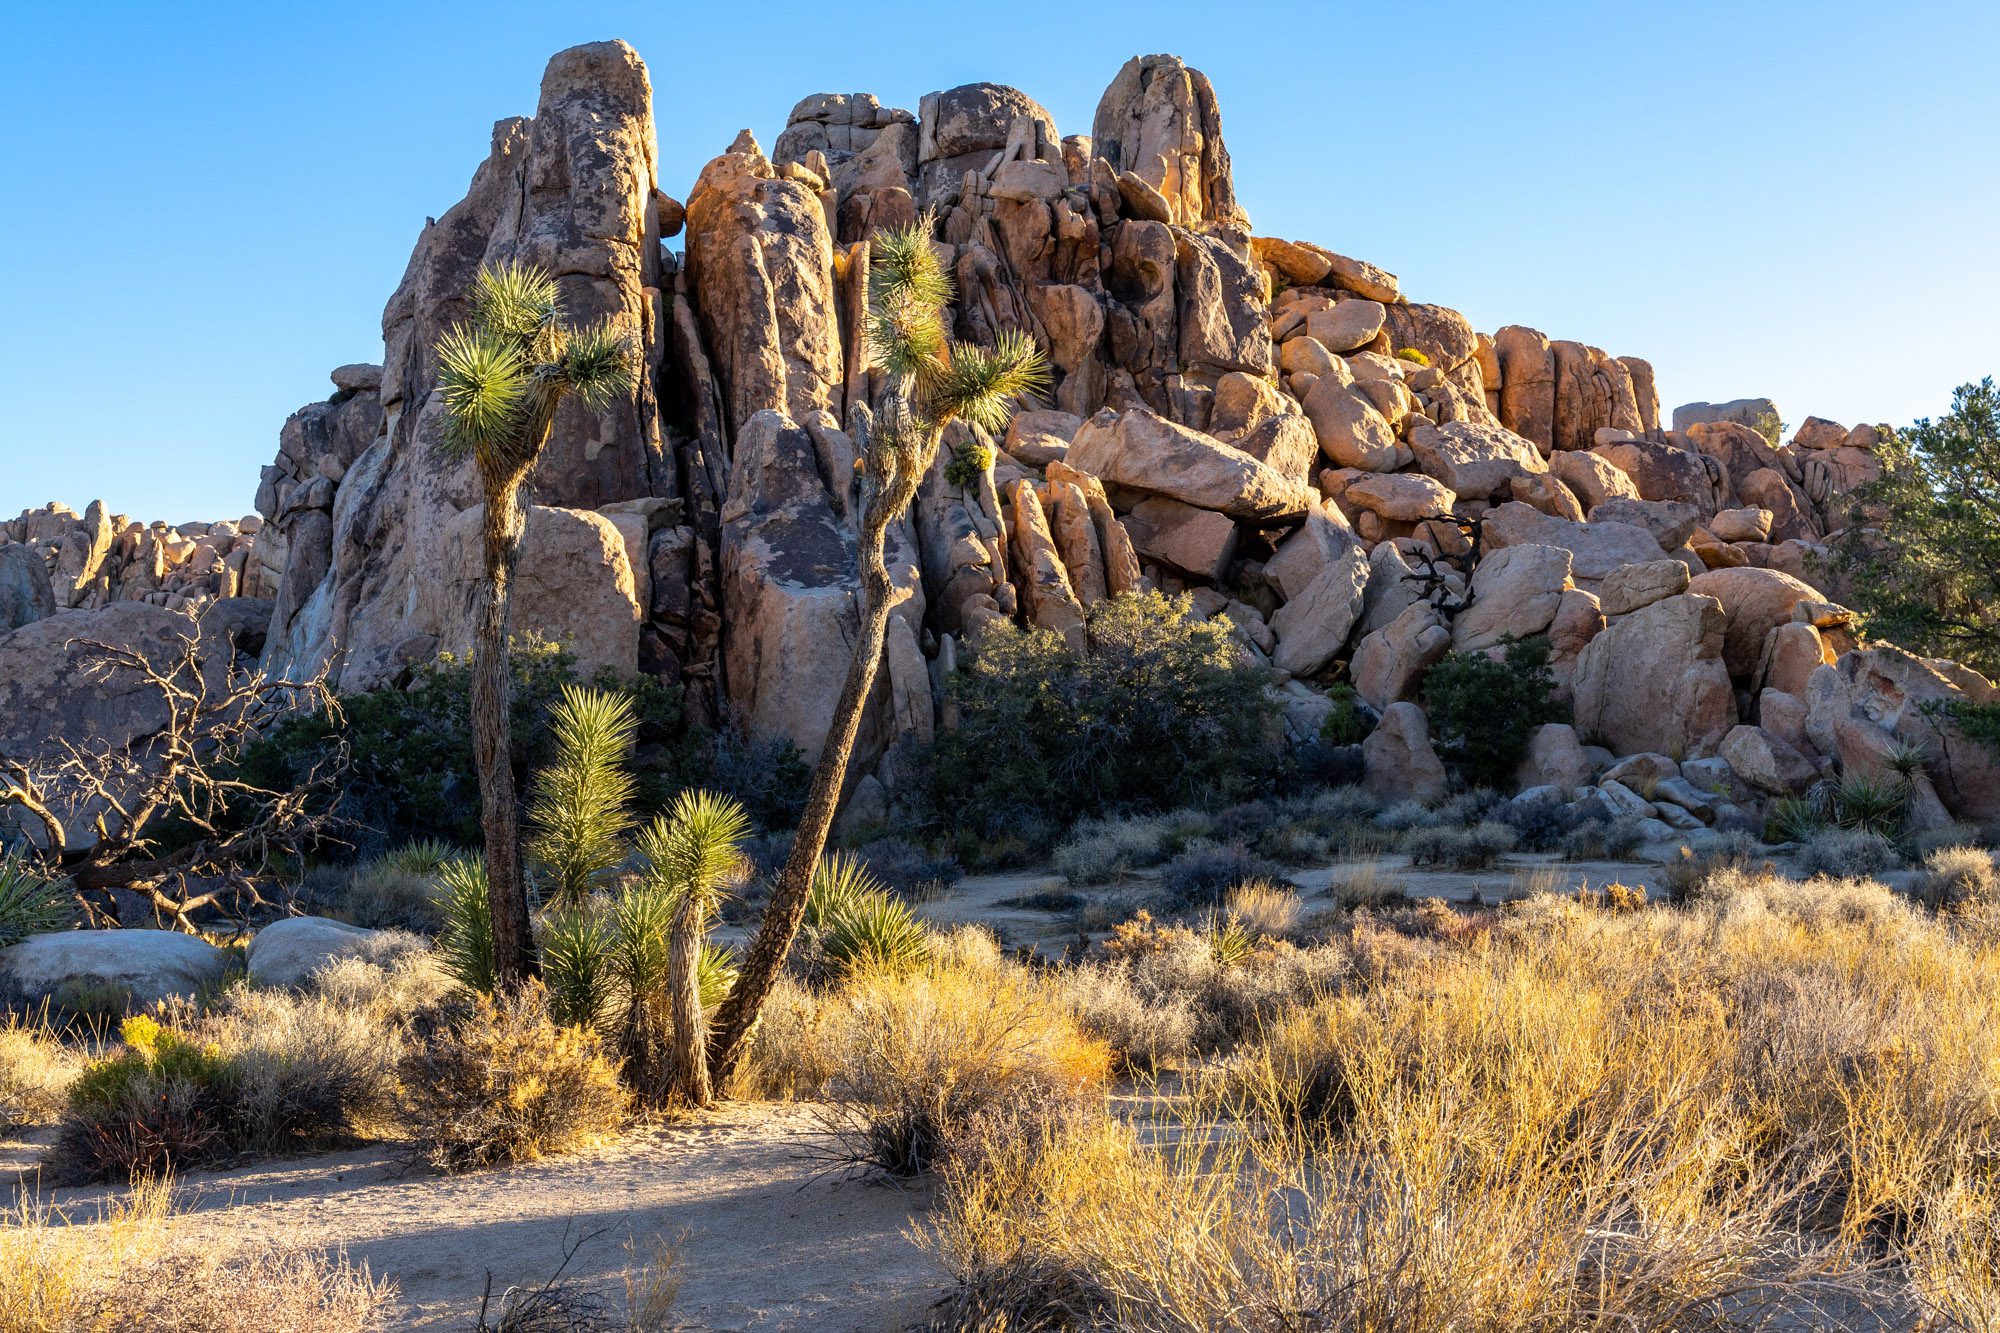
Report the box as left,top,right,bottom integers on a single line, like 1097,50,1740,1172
638,789,751,1107
434,262,634,987
704,218,1047,1086
525,684,640,902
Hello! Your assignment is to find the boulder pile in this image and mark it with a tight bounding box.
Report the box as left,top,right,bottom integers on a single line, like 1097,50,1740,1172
5,40,1991,835
1,501,266,631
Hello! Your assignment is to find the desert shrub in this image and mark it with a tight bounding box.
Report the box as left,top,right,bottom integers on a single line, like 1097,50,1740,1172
1054,814,1173,885
1912,845,1999,914
333,857,449,933
1561,815,1648,861
233,639,804,851
1225,881,1303,938
1489,794,1583,852
813,933,1110,1176
1405,821,1518,871
1831,773,1910,837
726,975,833,1101
54,975,412,1181
1158,841,1287,909
0,853,70,947
1318,683,1371,746
0,1016,79,1131
1764,795,1823,843
1394,345,1431,365
921,591,1282,833
801,851,931,979
1098,911,1353,1051
395,982,626,1172
1058,965,1199,1074
1796,827,1901,879
1659,832,1768,903
1421,636,1563,788
854,835,962,901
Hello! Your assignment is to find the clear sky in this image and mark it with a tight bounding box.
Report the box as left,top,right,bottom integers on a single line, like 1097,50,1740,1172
3,1,1995,524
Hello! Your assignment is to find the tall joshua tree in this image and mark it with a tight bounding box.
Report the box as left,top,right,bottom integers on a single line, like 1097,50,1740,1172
705,218,1047,1086
434,262,633,987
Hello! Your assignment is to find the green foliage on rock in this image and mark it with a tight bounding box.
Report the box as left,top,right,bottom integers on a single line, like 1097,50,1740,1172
920,591,1282,833
1421,635,1564,789
1827,378,2000,677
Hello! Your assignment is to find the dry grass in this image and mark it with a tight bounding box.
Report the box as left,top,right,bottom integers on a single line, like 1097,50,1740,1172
1912,844,1999,914
0,1176,388,1332
926,869,2000,1328
0,1015,80,1131
810,929,1111,1176
1220,880,1300,938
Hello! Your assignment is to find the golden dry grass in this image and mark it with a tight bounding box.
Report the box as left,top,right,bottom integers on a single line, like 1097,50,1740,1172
924,869,2000,1330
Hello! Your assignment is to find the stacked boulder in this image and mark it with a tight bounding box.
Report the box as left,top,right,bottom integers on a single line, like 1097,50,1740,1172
194,40,1991,830
1,501,265,631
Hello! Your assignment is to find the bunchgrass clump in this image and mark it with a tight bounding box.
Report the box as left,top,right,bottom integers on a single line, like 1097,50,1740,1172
1912,844,1999,914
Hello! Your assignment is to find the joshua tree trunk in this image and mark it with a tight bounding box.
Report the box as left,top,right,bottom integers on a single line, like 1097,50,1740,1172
471,482,538,988
665,897,712,1106
705,478,908,1088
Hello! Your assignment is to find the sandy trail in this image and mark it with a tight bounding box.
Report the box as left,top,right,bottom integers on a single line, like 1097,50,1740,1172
18,1102,940,1331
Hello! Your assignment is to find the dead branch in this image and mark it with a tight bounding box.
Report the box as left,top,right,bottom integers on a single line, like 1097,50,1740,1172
0,605,347,930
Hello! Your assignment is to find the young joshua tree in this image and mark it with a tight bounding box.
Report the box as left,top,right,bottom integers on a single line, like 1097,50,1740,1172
434,263,634,987
637,789,751,1107
705,217,1047,1086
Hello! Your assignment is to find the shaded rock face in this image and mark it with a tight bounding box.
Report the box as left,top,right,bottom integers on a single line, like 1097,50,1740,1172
181,37,1986,823
257,39,668,690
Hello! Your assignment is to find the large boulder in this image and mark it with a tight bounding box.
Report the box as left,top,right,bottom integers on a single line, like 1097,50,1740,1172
1092,55,1246,228
247,917,388,990
1481,502,1668,588
0,543,54,631
1451,543,1573,652
441,505,642,679
1591,437,1717,511
1718,724,1817,795
1302,378,1404,473
1572,594,1736,758
1270,536,1371,677
260,41,671,687
1685,567,1821,680
1514,722,1593,792
1805,645,2000,822
1363,701,1448,802
1069,408,1307,520
1408,420,1546,498
0,930,229,1011
1351,601,1450,711
916,82,1059,206
720,411,918,765
1597,559,1690,617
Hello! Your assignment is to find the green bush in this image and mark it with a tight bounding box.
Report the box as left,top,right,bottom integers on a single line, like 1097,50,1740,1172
803,852,931,979
1421,636,1564,789
0,854,70,947
233,640,806,851
921,592,1282,833
1318,683,1370,746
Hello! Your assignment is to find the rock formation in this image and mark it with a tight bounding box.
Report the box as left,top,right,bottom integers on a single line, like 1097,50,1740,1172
4,39,1989,834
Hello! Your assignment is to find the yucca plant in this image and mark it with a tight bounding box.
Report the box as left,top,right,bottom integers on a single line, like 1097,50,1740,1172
0,855,69,947
436,856,496,994
1834,773,1910,838
538,901,615,1033
525,685,639,903
383,838,457,877
433,261,634,989
805,851,930,979
708,217,1046,1086
636,790,751,1108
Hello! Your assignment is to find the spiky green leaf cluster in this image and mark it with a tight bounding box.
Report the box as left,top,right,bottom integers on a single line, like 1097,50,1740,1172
432,261,636,478
540,900,615,1032
804,850,930,977
636,789,752,917
0,855,69,948
437,856,497,994
863,218,1049,445
526,685,640,902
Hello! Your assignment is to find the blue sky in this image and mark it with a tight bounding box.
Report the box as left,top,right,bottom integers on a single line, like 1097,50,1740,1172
3,1,1995,523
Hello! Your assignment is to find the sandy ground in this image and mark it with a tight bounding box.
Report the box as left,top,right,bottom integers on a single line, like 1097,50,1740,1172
0,850,1715,1329
11,1102,940,1330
